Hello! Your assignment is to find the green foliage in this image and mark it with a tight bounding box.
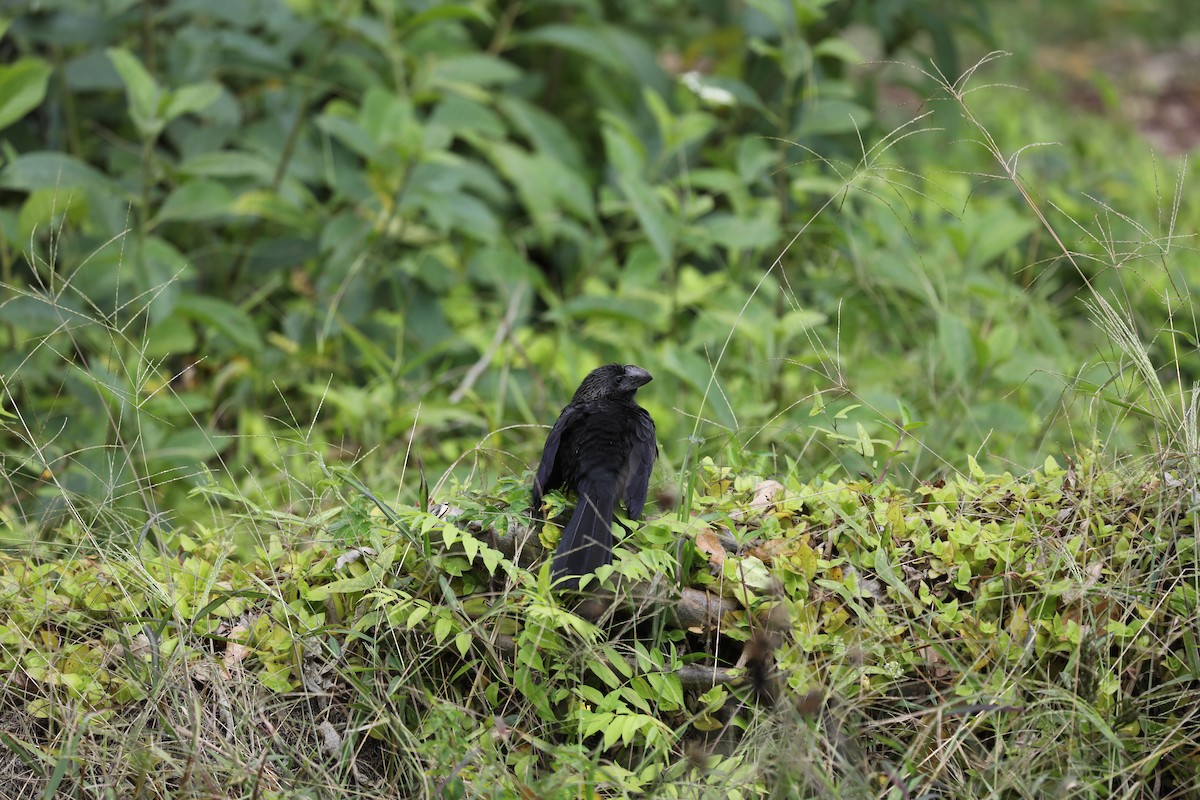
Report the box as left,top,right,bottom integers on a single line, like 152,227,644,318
0,0,1020,534
2,2,1200,795
1,455,1197,796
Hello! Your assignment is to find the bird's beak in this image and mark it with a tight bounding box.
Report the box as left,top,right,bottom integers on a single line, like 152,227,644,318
623,365,652,387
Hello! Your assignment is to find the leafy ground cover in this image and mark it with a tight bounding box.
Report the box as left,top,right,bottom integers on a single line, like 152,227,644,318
1,0,1193,523
2,0,1200,797
2,452,1197,798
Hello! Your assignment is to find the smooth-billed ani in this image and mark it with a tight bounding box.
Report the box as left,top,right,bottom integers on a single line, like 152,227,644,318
532,364,657,589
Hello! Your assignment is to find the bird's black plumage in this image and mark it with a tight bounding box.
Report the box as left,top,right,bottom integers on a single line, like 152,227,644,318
532,364,656,589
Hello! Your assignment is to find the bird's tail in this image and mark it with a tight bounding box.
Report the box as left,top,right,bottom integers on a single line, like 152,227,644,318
550,480,616,590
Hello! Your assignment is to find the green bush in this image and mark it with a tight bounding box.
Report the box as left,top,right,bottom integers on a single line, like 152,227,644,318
1,0,1014,530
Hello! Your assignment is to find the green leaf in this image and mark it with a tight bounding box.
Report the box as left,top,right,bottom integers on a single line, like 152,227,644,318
936,313,973,383
794,99,872,138
514,24,630,73
258,660,295,692
549,295,664,325
962,206,1035,271
429,95,507,142
106,47,163,138
703,212,780,252
744,0,791,29
143,315,198,358
433,615,452,644
174,295,263,354
177,150,276,181
304,544,397,601
154,180,237,223
496,96,584,171
359,86,419,152
231,190,311,230
588,658,622,689
0,57,52,131
17,188,86,247
482,142,582,234
399,4,493,35
814,37,864,65
600,116,646,177
431,54,522,88
599,116,673,261
0,152,121,196
316,113,378,160
162,81,223,123
617,175,674,265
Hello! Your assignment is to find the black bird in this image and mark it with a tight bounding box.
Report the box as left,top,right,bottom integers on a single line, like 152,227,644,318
532,364,657,589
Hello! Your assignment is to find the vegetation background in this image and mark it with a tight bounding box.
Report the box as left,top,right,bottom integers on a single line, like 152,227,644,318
1,0,1198,798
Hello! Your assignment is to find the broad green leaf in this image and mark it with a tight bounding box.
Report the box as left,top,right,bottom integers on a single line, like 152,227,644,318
703,212,780,252
936,313,973,383
106,47,163,137
231,190,311,229
178,151,276,180
63,48,125,91
814,37,864,65
482,142,559,231
496,96,584,170
154,180,237,223
601,113,672,260
429,95,507,142
162,81,223,123
143,315,198,358
736,138,777,183
600,115,646,177
258,660,295,692
430,53,522,87
744,0,791,29
963,206,1035,271
139,235,194,323
467,247,536,287
0,57,52,131
18,188,86,246
359,86,419,151
514,24,628,72
433,615,452,644
645,88,715,153
174,295,263,354
0,152,121,196
794,98,872,138
304,544,397,601
617,175,674,265
399,4,493,35
315,114,378,160
157,427,222,463
549,295,665,326
539,153,595,222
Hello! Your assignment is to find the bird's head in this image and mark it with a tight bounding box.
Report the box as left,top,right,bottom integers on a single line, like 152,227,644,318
572,363,653,403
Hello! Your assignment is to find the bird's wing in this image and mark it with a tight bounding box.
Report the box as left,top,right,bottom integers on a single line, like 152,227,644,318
623,409,656,519
532,404,579,512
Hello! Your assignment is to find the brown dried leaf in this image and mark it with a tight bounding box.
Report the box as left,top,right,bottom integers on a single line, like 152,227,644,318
223,624,251,670
750,480,785,512
730,479,785,521
747,537,791,563
695,528,727,566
